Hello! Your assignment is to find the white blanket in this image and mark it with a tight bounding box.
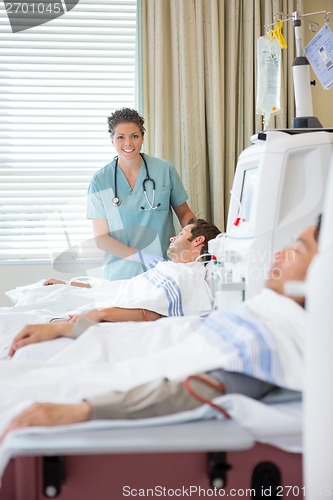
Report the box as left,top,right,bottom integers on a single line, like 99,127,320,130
8,290,306,392
0,317,303,481
0,261,213,358
6,262,212,316
0,291,306,473
242,289,306,390
0,317,227,479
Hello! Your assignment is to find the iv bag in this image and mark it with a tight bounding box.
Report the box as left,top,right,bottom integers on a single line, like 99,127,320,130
256,36,281,124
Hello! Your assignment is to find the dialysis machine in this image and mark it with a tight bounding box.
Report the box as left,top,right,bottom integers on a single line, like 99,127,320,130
304,154,333,498
208,8,333,310
208,129,333,308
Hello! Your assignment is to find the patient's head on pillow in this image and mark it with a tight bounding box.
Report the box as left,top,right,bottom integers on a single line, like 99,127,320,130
187,219,221,258
167,219,221,263
265,217,321,305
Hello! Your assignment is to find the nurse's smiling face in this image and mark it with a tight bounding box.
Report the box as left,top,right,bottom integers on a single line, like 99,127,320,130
111,122,144,164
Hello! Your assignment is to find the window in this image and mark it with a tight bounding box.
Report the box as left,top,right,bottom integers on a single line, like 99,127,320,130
0,0,136,260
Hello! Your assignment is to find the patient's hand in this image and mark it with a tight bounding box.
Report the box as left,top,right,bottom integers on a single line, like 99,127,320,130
69,309,105,324
9,322,73,357
0,401,92,441
43,278,66,286
43,278,91,288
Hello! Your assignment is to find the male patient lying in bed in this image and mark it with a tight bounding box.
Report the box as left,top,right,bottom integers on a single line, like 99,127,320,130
0,219,220,355
0,219,320,436
42,218,221,321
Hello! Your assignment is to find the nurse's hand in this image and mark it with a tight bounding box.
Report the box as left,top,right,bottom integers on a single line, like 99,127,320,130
132,250,165,270
9,322,73,357
0,401,92,441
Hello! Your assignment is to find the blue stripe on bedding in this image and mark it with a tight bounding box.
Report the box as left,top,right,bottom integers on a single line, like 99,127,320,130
197,311,284,386
144,269,184,316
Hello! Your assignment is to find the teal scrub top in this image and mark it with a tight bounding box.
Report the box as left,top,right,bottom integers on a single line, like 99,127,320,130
87,154,189,281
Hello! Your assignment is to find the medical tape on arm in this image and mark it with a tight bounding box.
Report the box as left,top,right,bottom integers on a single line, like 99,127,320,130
71,317,98,339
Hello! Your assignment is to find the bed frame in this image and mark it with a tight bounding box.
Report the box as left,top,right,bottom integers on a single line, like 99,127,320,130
0,419,303,500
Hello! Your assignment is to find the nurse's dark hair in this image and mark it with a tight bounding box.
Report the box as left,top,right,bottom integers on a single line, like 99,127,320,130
107,108,146,137
187,218,221,258
314,213,322,242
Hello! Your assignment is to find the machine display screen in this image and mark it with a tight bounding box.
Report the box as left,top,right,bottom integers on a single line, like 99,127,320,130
240,167,258,222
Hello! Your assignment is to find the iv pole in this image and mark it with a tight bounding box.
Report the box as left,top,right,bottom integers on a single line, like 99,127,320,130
291,10,322,128
266,9,331,128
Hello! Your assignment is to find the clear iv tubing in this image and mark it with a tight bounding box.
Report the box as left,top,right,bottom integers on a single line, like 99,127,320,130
197,253,221,298
194,229,227,263
214,232,227,242
194,253,216,263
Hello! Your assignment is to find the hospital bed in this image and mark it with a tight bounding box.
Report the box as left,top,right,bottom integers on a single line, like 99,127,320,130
0,391,303,500
0,308,305,499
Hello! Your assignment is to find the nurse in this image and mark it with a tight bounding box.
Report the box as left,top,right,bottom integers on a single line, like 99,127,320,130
87,108,195,281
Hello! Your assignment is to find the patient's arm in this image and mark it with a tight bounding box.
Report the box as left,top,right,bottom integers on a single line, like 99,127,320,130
72,307,162,324
0,401,92,441
0,374,222,437
43,278,91,288
9,322,72,357
9,308,162,355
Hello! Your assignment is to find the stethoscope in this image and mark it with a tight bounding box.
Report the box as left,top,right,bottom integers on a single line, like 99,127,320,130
112,153,161,210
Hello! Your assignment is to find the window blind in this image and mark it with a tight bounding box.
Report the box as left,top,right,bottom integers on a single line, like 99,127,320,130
0,0,136,260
